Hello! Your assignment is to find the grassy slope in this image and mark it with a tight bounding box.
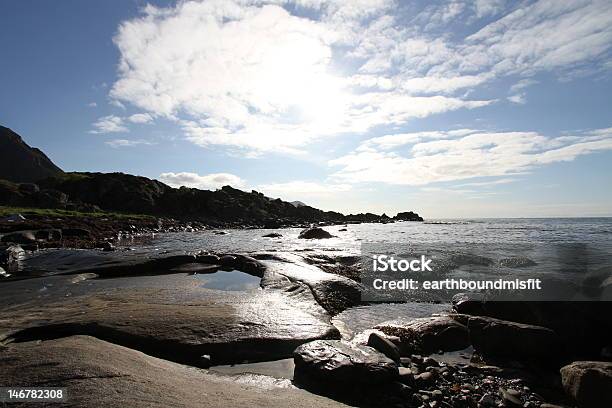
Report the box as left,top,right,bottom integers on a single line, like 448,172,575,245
0,206,155,220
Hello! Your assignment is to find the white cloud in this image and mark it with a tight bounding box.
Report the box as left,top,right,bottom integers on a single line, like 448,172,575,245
127,113,154,124
507,93,526,104
87,102,97,108
90,115,128,134
105,139,155,148
473,0,506,18
108,0,493,154
330,127,612,185
106,0,612,156
158,171,246,190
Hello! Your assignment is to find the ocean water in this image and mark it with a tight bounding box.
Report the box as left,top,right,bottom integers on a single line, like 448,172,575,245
126,218,612,268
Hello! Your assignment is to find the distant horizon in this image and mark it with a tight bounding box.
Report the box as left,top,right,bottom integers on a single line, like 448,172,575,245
1,1,611,218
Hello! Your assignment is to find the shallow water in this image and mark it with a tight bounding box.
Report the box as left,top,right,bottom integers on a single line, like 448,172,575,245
332,302,451,340
210,358,295,379
196,270,261,291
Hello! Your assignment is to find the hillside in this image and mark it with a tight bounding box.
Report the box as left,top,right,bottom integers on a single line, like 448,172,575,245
0,126,423,225
0,126,64,183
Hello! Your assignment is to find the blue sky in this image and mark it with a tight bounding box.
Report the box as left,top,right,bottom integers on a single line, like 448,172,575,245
1,0,611,218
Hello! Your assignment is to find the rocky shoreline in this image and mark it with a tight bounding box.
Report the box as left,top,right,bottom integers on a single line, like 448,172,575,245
1,228,611,407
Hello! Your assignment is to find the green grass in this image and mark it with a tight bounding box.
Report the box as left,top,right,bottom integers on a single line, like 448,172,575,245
0,206,155,220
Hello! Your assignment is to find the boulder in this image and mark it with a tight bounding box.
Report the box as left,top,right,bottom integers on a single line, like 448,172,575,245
294,340,398,384
367,332,400,363
374,316,470,355
263,232,283,238
1,230,36,244
467,316,561,360
560,361,612,408
299,227,333,239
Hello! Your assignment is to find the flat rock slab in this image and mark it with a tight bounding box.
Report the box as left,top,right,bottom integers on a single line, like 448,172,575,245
294,339,398,384
16,248,198,278
0,335,348,408
0,271,338,366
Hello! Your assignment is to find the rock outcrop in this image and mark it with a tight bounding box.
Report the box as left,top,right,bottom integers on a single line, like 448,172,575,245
0,335,346,408
560,361,612,408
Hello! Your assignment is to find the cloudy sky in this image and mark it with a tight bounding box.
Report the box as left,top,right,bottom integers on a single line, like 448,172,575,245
1,0,612,217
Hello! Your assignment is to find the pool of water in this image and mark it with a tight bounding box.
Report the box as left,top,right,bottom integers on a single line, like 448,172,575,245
210,358,295,379
196,270,261,291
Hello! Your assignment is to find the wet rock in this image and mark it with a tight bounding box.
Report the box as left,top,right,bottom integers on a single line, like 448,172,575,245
294,340,398,384
374,316,470,355
197,253,220,264
263,232,283,238
452,292,486,315
264,255,361,315
218,255,237,269
467,316,561,360
0,266,9,278
560,361,612,408
1,272,338,366
367,332,400,363
1,230,36,244
0,335,344,408
298,227,333,239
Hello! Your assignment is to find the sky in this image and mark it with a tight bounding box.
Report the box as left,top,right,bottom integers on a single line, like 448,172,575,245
1,0,612,218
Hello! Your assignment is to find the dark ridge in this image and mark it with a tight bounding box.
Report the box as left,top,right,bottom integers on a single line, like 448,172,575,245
0,126,64,183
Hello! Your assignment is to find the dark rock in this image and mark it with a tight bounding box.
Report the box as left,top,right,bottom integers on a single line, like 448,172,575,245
263,232,283,238
34,229,62,241
299,227,334,239
0,335,341,408
560,361,612,408
1,230,36,244
467,316,561,360
218,255,237,269
197,254,220,264
367,332,401,363
62,227,91,237
394,211,424,221
397,366,414,385
375,316,470,355
294,340,398,384
96,241,115,252
499,388,523,407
